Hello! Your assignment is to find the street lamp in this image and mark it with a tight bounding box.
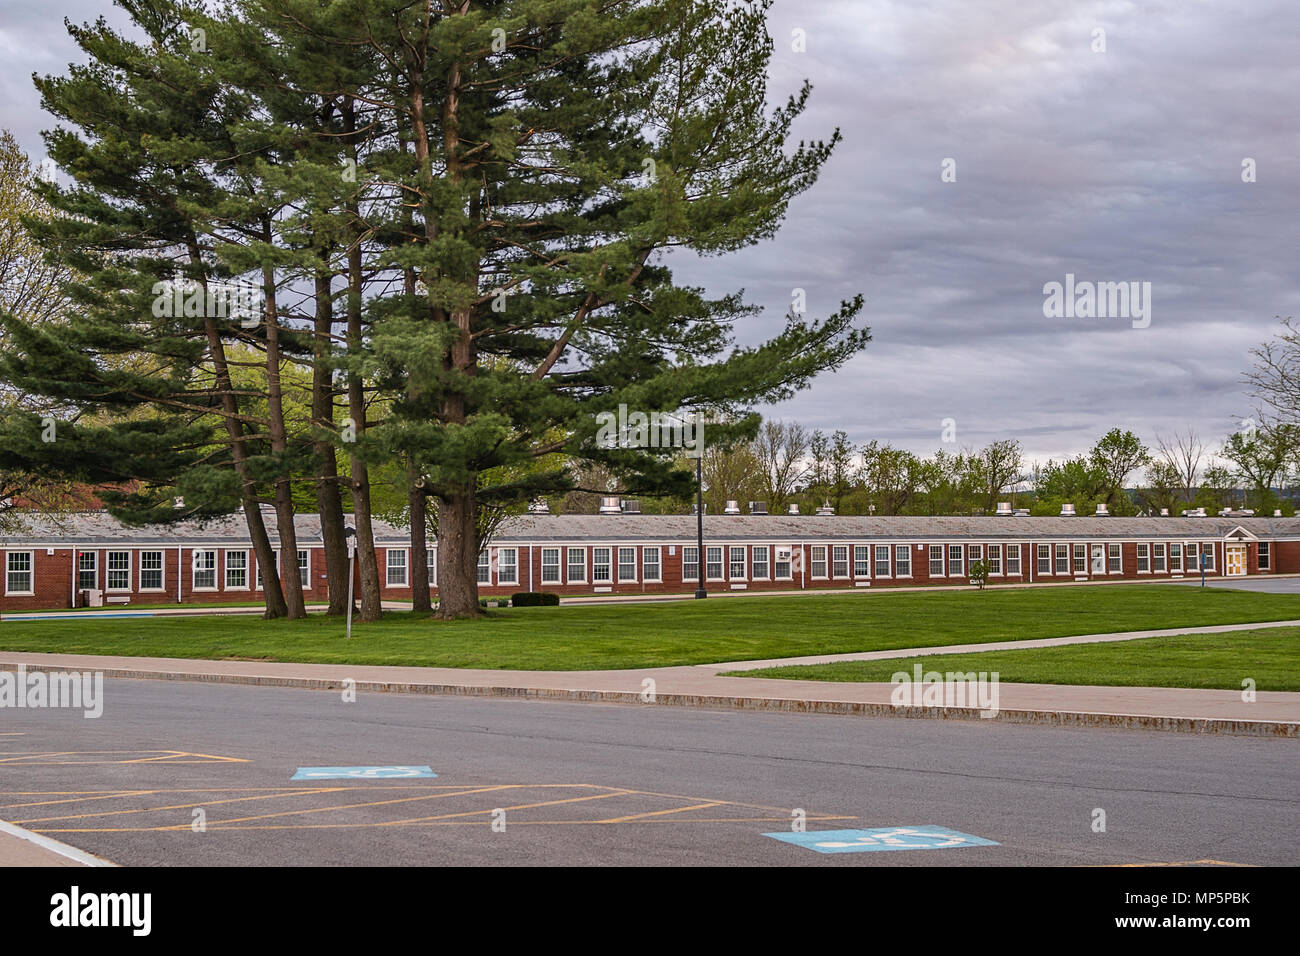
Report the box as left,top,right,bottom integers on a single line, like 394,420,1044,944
695,455,707,599
344,526,357,639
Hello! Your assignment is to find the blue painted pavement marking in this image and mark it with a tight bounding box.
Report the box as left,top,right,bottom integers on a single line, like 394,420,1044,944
291,766,437,781
765,825,999,854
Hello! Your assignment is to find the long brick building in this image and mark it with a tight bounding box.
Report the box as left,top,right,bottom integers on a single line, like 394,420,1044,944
0,503,1294,611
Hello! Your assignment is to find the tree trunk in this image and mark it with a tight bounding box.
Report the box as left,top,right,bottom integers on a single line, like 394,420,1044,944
436,490,480,619
409,467,432,613
261,253,306,619
312,269,349,614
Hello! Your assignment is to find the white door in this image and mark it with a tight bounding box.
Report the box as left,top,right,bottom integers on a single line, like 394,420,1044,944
1225,544,1246,576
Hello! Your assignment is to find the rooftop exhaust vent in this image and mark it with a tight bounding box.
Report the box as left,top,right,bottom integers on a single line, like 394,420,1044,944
788,503,800,515
527,499,550,515
1160,508,1169,516
1060,503,1076,516
995,502,1012,515
621,499,641,514
749,501,768,515
816,500,835,516
598,496,621,514
1095,503,1108,516
1013,508,1030,517
724,500,741,514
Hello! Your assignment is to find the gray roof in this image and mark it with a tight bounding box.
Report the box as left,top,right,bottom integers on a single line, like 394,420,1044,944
5,509,1295,547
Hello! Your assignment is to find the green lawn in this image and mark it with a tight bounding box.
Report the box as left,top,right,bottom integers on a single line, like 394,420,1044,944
729,629,1300,691
0,584,1297,670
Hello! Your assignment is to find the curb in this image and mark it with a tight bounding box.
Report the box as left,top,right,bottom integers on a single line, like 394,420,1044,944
0,818,117,867
6,660,1296,738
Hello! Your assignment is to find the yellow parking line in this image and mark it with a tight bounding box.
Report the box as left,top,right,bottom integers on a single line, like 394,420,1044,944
598,802,722,823
381,790,630,827
0,791,156,811
206,785,518,827
11,789,344,825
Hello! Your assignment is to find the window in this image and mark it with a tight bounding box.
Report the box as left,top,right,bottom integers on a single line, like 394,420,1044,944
705,546,723,581
1137,543,1149,572
774,547,792,580
728,546,746,580
1054,544,1069,574
140,551,164,590
619,547,638,582
194,550,217,589
593,547,612,582
827,545,846,578
225,550,248,589
1169,543,1183,572
968,544,983,572
6,552,32,593
1259,541,1270,570
643,547,662,582
256,551,277,590
299,550,311,589
682,546,698,583
929,545,944,576
386,549,408,587
567,547,586,583
1006,544,1021,575
810,546,827,579
107,551,131,590
542,548,561,584
874,545,890,577
948,544,963,577
1203,544,1215,570
78,552,97,591
428,552,438,587
498,548,518,585
1037,544,1051,575
1072,544,1086,574
1152,543,1166,572
478,550,491,584
895,545,911,577
987,545,1001,575
751,546,768,580
1108,543,1121,573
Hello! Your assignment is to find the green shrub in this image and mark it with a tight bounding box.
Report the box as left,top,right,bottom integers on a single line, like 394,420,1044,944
511,592,560,607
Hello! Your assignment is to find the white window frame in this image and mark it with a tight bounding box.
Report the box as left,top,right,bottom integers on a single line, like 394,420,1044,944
1152,543,1166,573
1169,542,1183,573
1136,543,1149,572
1108,543,1121,573
566,547,586,584
810,545,828,579
705,546,724,582
298,549,311,590
1072,543,1086,574
929,545,944,576
774,546,793,580
1037,543,1052,575
541,548,561,584
5,551,34,595
1005,543,1021,575
1054,543,1069,575
498,547,518,586
948,544,963,577
427,550,438,587
106,550,132,592
643,546,662,582
728,545,746,581
618,546,637,583
592,547,612,583
1202,543,1215,571
1258,541,1270,570
77,550,98,592
478,550,492,584
682,546,699,584
987,544,1002,575
224,549,249,591
386,548,409,587
968,544,983,574
894,544,911,577
831,545,849,579
860,545,878,578
139,550,165,592
193,550,218,591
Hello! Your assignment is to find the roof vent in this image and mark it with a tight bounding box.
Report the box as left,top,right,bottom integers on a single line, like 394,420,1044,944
620,499,641,514
173,497,185,509
598,496,621,514
1160,508,1169,516
527,499,550,515
692,502,707,515
816,500,835,516
1275,509,1283,517
724,499,741,515
1095,503,1108,516
1180,507,1206,517
1219,508,1231,516
995,502,1012,515
1060,503,1075,516
1013,508,1030,516
749,501,768,515
788,503,800,515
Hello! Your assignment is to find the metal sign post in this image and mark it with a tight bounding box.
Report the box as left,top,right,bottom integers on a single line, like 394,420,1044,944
345,526,356,638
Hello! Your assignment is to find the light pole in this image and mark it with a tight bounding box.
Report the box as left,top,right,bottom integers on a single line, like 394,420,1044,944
344,526,357,639
695,455,706,599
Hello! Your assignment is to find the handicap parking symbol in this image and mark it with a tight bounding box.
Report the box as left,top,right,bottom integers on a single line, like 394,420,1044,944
291,766,436,780
764,825,998,854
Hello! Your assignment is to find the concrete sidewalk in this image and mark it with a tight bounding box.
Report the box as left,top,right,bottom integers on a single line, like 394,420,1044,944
2,641,1297,737
0,819,116,867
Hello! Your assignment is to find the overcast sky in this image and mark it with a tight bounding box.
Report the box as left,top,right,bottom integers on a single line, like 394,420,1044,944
3,0,1298,468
